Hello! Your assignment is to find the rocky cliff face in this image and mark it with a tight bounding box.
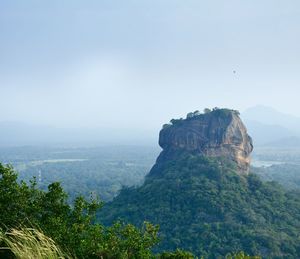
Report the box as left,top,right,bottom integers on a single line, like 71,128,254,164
153,109,253,174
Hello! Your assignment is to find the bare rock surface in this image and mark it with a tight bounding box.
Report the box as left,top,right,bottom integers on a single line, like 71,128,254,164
154,109,253,174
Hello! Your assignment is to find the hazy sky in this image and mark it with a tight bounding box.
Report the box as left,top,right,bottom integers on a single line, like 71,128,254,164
1,0,300,131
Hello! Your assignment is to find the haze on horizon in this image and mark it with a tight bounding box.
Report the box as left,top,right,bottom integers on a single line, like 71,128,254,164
1,0,300,133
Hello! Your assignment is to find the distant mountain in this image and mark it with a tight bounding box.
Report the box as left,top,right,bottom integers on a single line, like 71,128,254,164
241,105,300,146
242,105,300,129
244,120,294,146
0,121,58,146
0,121,156,147
100,109,300,258
264,136,300,148
242,105,300,131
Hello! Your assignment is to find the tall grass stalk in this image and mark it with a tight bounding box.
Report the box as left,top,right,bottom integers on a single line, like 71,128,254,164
0,227,72,259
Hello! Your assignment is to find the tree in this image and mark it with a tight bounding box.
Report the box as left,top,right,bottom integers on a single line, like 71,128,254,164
204,108,211,114
193,110,201,116
0,164,262,258
0,164,162,258
186,112,194,119
159,249,195,258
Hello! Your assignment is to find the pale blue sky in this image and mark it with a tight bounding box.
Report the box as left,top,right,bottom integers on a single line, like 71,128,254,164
1,0,300,131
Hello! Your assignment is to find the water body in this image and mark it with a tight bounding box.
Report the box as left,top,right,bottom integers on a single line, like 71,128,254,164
252,160,285,168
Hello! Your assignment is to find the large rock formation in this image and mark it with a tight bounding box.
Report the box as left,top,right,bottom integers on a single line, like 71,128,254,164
153,109,253,174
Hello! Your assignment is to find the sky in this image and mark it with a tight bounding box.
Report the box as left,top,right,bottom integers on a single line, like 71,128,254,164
1,0,300,132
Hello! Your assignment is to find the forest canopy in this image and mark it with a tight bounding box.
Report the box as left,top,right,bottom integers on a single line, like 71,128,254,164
0,163,259,258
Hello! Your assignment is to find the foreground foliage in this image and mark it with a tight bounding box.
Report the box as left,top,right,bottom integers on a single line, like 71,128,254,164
0,227,68,259
0,163,261,258
0,228,258,259
0,164,159,258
